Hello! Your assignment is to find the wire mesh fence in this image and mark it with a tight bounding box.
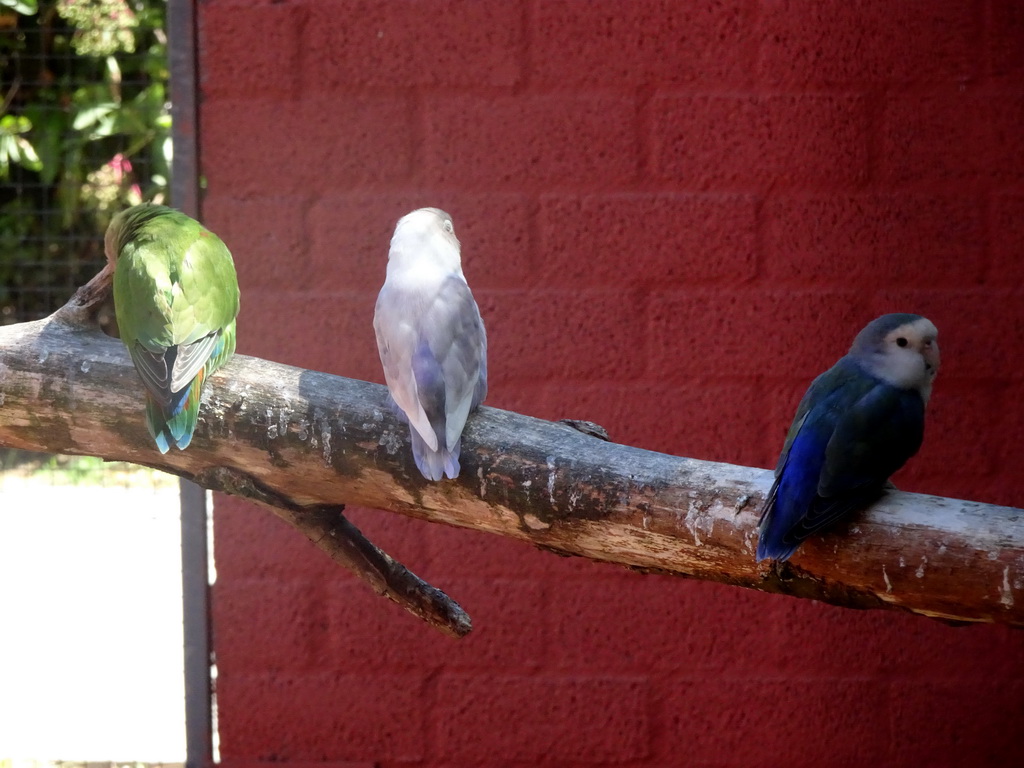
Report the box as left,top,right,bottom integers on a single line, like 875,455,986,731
1,0,170,323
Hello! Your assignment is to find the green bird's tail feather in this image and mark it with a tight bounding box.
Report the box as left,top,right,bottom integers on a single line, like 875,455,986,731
145,323,236,453
146,370,204,453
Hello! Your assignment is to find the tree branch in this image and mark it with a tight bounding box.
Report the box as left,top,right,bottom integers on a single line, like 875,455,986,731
190,466,471,637
2,291,1023,629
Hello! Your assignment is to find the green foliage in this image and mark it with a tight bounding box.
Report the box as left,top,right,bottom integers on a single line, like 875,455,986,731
0,448,177,486
58,0,138,56
0,113,42,174
0,0,169,321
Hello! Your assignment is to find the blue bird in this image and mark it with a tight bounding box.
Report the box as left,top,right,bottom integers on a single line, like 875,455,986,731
757,313,940,562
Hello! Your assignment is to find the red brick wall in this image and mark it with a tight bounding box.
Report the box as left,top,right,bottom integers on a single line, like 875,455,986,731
198,1,1024,765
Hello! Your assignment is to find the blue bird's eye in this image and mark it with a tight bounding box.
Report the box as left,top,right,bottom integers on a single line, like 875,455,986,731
896,337,908,347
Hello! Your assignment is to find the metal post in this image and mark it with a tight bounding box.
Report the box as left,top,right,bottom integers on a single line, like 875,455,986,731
168,1,212,766
178,478,212,768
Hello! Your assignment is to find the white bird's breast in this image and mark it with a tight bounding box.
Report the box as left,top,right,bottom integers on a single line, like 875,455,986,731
386,257,461,293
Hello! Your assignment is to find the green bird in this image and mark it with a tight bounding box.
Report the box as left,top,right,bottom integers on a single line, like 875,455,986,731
105,203,240,453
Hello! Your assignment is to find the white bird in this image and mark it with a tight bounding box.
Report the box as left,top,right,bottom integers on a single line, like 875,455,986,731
374,208,488,480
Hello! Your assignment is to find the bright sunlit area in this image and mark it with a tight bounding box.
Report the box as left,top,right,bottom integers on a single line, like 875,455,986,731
0,456,186,763
1,0,186,760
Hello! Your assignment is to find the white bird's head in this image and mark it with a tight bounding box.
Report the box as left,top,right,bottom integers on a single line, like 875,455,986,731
388,207,463,277
850,313,940,401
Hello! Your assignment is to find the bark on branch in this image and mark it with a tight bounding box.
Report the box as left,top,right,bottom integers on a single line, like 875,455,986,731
2,276,1023,630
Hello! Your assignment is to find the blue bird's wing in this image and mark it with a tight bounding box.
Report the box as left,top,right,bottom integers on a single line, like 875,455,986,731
819,381,925,499
759,364,863,560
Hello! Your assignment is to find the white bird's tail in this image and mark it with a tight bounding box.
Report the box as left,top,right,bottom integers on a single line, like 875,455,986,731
409,428,461,480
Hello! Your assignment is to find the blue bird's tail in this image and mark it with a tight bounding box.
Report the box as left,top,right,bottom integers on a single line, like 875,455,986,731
755,524,801,562
756,428,826,562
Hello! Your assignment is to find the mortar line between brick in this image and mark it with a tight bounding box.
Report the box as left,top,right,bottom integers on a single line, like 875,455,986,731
297,194,316,291
752,179,776,285
422,664,442,763
525,193,541,290
635,85,655,183
409,87,425,185
975,0,990,82
292,1,311,99
864,87,884,188
980,186,995,284
747,0,765,89
519,0,534,93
